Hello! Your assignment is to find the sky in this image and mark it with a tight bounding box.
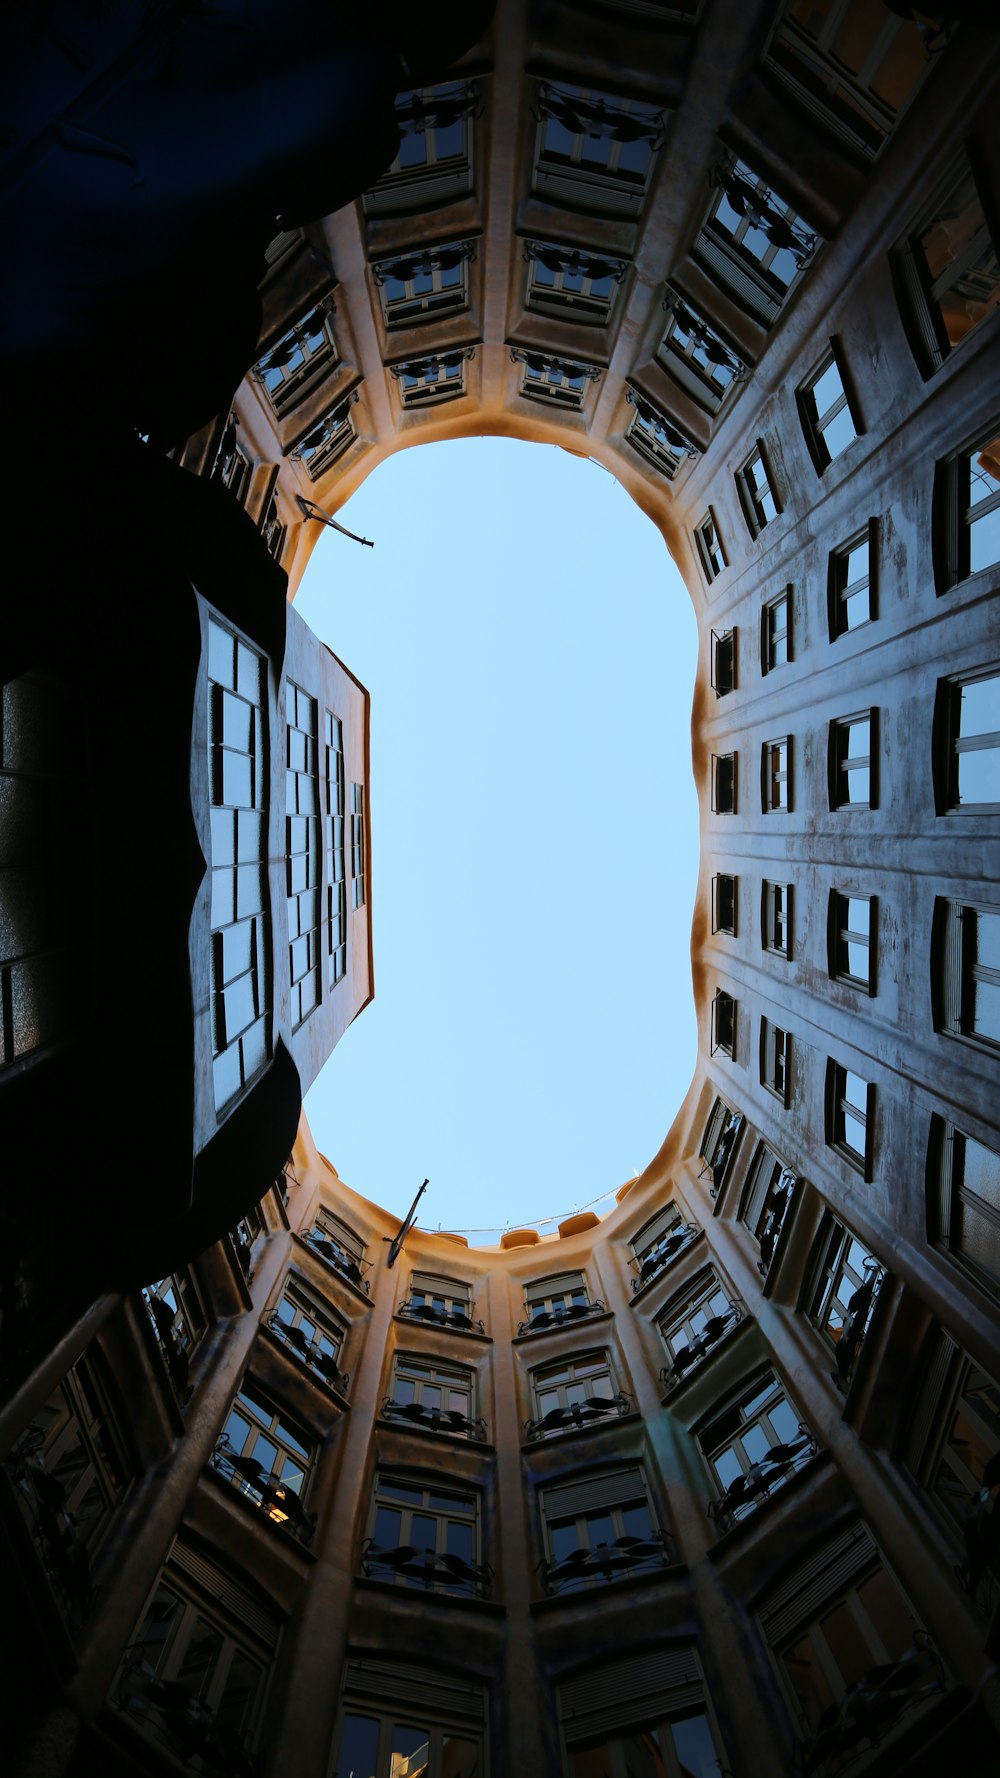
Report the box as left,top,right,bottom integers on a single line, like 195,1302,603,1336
292,436,699,1242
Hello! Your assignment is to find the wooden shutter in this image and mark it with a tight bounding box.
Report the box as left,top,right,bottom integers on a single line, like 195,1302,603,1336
560,1645,703,1741
759,1523,877,1645
169,1540,281,1647
544,1467,645,1521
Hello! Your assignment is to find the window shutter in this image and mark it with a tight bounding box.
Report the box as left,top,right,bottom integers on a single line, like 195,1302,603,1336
741,1147,775,1232
759,1524,877,1645
560,1645,703,1742
900,1331,959,1475
526,1271,586,1304
344,1659,486,1725
169,1541,281,1647
544,1467,645,1520
695,233,778,323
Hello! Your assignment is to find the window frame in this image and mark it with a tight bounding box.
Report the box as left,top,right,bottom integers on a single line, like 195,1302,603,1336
351,782,367,907
694,508,727,582
738,1145,798,1271
214,1377,317,1543
363,80,479,216
829,709,878,810
710,626,736,697
695,155,819,325
763,0,936,160
254,300,338,417
934,428,1000,590
761,585,792,673
805,1214,886,1391
373,241,475,329
736,441,781,536
829,520,878,638
761,735,791,812
761,879,792,960
524,239,627,323
658,285,747,415
928,1116,1000,1302
383,1352,483,1440
827,1061,875,1179
533,81,665,218
698,1368,812,1528
895,153,1000,377
711,751,737,815
759,1016,791,1107
526,1350,625,1440
828,891,877,995
711,987,736,1059
268,1275,349,1392
286,680,321,1030
935,669,1000,815
330,1658,487,1778
658,1269,742,1391
797,343,859,472
935,898,1000,1054
711,872,737,937
362,1470,489,1597
538,1464,668,1594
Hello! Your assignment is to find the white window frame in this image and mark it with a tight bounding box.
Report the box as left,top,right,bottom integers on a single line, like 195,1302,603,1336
830,710,877,809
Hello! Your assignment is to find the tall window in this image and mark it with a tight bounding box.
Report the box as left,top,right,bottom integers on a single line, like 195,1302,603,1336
762,880,792,958
798,345,858,470
215,1380,316,1542
306,1209,369,1293
762,736,791,811
363,1473,488,1596
286,682,321,1028
522,1270,598,1333
525,241,626,322
268,1277,347,1392
700,1098,743,1198
213,416,252,505
935,899,1000,1051
830,710,877,808
829,891,876,992
736,444,780,535
527,1352,625,1439
711,873,737,936
142,1270,206,1400
928,1117,1000,1301
936,431,1000,586
364,81,478,214
695,156,818,325
539,1466,668,1593
806,1216,885,1389
711,988,736,1058
534,83,664,216
762,586,792,671
897,157,1000,373
384,1354,481,1438
764,0,932,158
207,618,270,1111
659,287,746,414
630,1203,696,1293
404,1271,475,1325
254,302,337,416
694,510,726,581
325,711,347,986
560,1647,726,1778
374,242,474,327
739,1146,797,1272
827,1062,874,1176
760,1018,791,1105
711,627,736,697
659,1270,741,1390
939,671,1000,811
351,783,366,907
712,752,736,814
901,1333,1000,1614
699,1370,812,1528
829,523,877,636
331,1658,485,1778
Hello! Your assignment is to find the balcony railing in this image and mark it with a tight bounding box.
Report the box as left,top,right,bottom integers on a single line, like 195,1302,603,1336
4,1427,95,1628
539,1528,672,1594
707,1425,816,1534
360,1538,493,1598
397,1300,484,1334
794,1632,945,1777
142,1289,192,1404
830,1259,886,1394
117,1652,260,1778
380,1397,486,1441
702,1110,744,1199
712,158,818,268
210,1437,316,1545
631,1224,698,1293
953,1465,1000,1622
525,1391,631,1441
303,1227,371,1295
660,1302,743,1392
265,1311,349,1395
757,1169,798,1276
517,1299,606,1336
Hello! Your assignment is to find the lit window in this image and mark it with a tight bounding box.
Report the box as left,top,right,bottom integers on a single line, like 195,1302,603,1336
760,1018,791,1105
525,240,627,322
764,0,934,158
829,523,877,637
624,389,699,479
214,1380,317,1543
762,586,792,671
560,1647,726,1778
712,872,737,936
798,345,858,470
696,156,819,325
363,1473,489,1596
829,891,876,992
762,736,791,811
938,671,1000,811
699,1098,744,1198
659,1270,742,1391
712,752,737,814
391,348,472,407
324,711,347,987
527,1352,626,1440
806,1216,886,1391
936,430,1000,587
512,346,602,409
539,1466,669,1592
291,398,355,480
694,509,726,581
830,710,877,809
521,1270,600,1333
207,618,270,1112
711,988,736,1059
659,286,746,413
711,627,736,696
534,83,664,216
762,880,792,958
286,682,321,1029
254,302,337,416
630,1203,697,1293
401,1272,480,1333
351,782,366,907
901,1333,1000,1613
268,1277,348,1393
332,1664,485,1777
827,1061,874,1175
383,1353,482,1439
364,81,478,214
142,1271,205,1402
935,899,1000,1052
736,443,780,535
373,241,474,328
897,157,1000,374
928,1117,1000,1301
699,1370,813,1529
739,1146,798,1273
306,1209,370,1294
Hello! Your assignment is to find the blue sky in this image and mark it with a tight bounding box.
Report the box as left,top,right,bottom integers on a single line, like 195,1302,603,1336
293,436,698,1241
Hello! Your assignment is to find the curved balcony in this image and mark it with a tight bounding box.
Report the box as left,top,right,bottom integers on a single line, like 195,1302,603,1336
517,1299,606,1336
795,1632,945,1777
265,1310,349,1395
757,1170,798,1277
525,1391,631,1441
360,1538,492,1598
704,1110,744,1199
142,1289,192,1404
117,1654,260,1778
380,1397,486,1441
539,1528,672,1595
707,1426,817,1535
659,1303,743,1392
210,1437,316,1545
397,1300,484,1335
829,1259,886,1394
631,1224,698,1293
303,1228,370,1295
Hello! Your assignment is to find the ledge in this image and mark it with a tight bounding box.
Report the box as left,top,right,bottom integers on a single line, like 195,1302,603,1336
521,1410,640,1453
529,1561,688,1614
392,1313,493,1344
200,1463,317,1564
512,1308,614,1346
354,1575,506,1616
259,1322,351,1413
377,1415,495,1455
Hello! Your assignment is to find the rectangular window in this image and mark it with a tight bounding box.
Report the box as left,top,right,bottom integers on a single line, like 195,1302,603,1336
699,1370,812,1529
254,302,337,416
798,344,858,470
560,1647,726,1778
268,1277,347,1392
292,401,355,479
324,712,347,987
901,1332,1000,1614
711,988,736,1059
806,1215,885,1391
700,1097,743,1198
736,443,780,535
695,156,819,324
760,1018,791,1105
659,287,746,414
331,1658,486,1778
659,1270,741,1390
374,241,474,327
213,418,252,505
384,1353,482,1439
230,1202,266,1283
401,1272,479,1333
694,509,726,581
521,1270,597,1333
630,1203,696,1293
711,627,736,696
533,82,664,217
936,899,1000,1052
624,392,696,480
762,586,792,671
829,522,877,636
207,618,270,1112
712,751,736,814
364,81,477,215
829,891,876,992
391,348,471,407
830,710,877,808
527,1351,626,1439
764,0,932,158
761,736,791,811
762,880,792,958
739,1146,797,1273
364,1473,488,1596
712,872,737,936
828,1061,874,1175
513,347,601,409
937,431,1000,587
260,488,285,564
941,671,1000,811
306,1209,370,1294
286,682,321,1029
351,782,366,907
215,1380,316,1543
540,1466,668,1592
929,1119,1000,1301
897,157,1000,374
143,1271,206,1401
525,240,626,323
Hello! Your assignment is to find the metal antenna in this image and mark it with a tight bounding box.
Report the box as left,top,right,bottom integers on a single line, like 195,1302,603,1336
296,494,374,549
384,1179,429,1268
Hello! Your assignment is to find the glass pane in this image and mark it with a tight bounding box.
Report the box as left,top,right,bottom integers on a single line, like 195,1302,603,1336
972,976,1000,1043
821,404,856,460
391,1724,430,1778
963,1135,1000,1211
856,1567,914,1661
670,1712,720,1778
957,746,998,806
820,1599,871,1688
442,1735,480,1778
969,503,1000,573
811,361,843,417
959,676,1000,739
333,1714,379,1778
847,941,870,979
176,1617,223,1700
216,1648,260,1733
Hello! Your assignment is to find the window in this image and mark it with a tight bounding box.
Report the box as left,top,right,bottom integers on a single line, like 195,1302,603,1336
212,415,252,505
230,1202,266,1283
806,1216,886,1391
695,156,819,325
710,988,736,1058
402,1272,481,1333
526,1352,627,1439
901,1332,1000,1613
560,1647,726,1778
827,1061,874,1176
364,81,478,214
624,390,698,479
142,1270,206,1401
711,627,736,696
829,522,877,636
539,1466,669,1592
659,1271,741,1391
363,1472,489,1596
259,488,285,563
762,880,792,958
762,585,792,671
936,430,1000,586
391,348,473,407
286,681,321,1029
711,752,736,814
829,891,876,992
659,286,746,414
736,444,780,535
306,1209,370,1294
525,240,626,322
254,301,337,416
761,736,791,811
694,510,726,582
699,1098,743,1198
115,1543,278,1771
699,1370,813,1529
214,1379,316,1543
739,1146,798,1273
267,1277,348,1392
533,83,664,216
630,1203,696,1293
373,242,474,328
512,346,602,409
521,1270,600,1333
830,710,877,809
207,618,270,1112
383,1354,482,1439
291,399,355,479
897,157,1000,374
928,1117,1000,1300
324,711,347,986
939,670,1000,811
711,873,737,936
350,782,366,907
760,1018,791,1105
798,344,858,470
764,0,933,158
332,1658,485,1778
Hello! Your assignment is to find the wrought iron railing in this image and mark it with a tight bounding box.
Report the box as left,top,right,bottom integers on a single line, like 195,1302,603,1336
525,240,627,286
509,345,602,385
373,241,476,286
117,1649,260,1777
659,1302,743,1392
517,1299,606,1336
707,1425,817,1534
525,1391,631,1441
830,1259,886,1393
380,1397,486,1441
142,1289,192,1404
210,1436,316,1545
704,1110,744,1199
794,1631,945,1776
539,1528,672,1594
757,1169,798,1276
4,1427,95,1628
360,1538,492,1598
626,386,700,459
397,1300,484,1334
536,84,665,152
303,1227,371,1295
265,1310,349,1395
663,285,748,384
711,159,818,267
953,1461,1000,1622
631,1224,698,1293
